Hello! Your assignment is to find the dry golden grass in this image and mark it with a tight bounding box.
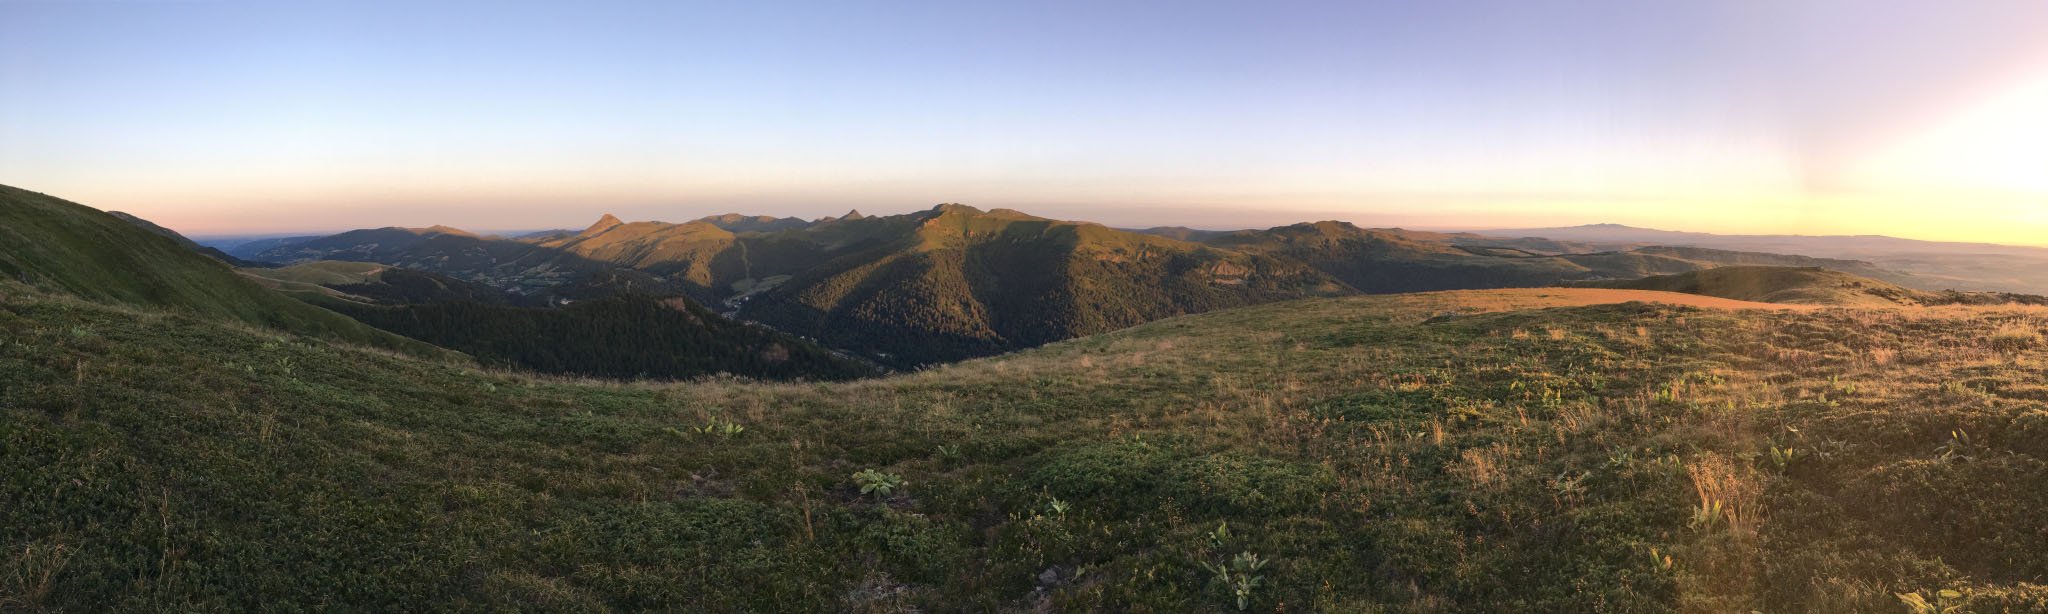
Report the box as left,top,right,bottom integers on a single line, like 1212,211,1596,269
1686,452,1760,536
1366,287,1821,317
1989,320,2045,350
11,284,2048,611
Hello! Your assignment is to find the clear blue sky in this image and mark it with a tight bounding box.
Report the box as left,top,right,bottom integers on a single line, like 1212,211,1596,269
4,0,2047,242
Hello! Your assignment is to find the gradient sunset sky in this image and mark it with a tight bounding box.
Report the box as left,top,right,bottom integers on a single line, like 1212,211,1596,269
4,0,2047,243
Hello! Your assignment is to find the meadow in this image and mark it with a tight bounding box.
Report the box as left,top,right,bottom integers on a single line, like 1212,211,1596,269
3,284,2043,611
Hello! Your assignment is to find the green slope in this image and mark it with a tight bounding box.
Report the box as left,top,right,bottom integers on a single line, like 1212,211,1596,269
1580,265,1932,306
245,261,517,306
240,260,389,286
1204,221,1821,293
743,204,1349,366
535,216,742,297
0,184,441,355
4,286,2046,610
103,211,267,267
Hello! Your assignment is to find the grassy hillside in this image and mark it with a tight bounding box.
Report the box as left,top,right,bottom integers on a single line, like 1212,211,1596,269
1206,221,1892,294
246,262,517,306
240,260,388,286
0,185,440,356
103,211,267,267
4,283,2044,611
1477,223,2048,294
745,205,1348,366
1582,266,1934,307
534,216,742,296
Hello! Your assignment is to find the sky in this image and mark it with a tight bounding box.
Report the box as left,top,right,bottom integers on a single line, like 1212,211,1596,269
4,0,2048,243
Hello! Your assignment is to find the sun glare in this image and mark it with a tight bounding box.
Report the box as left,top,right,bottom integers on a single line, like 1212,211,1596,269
1857,67,2048,195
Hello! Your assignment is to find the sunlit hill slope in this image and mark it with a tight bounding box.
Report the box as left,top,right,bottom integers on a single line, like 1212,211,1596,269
5,280,2047,608
0,185,437,356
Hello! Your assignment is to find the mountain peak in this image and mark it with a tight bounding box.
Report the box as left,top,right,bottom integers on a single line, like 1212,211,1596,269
984,208,1044,220
420,225,475,237
695,213,813,233
584,214,625,235
843,209,865,220
931,203,983,215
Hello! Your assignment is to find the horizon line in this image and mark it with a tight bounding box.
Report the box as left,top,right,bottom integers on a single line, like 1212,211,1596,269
167,207,2048,250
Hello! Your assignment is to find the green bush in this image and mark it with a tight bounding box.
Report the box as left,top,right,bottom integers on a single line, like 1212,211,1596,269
852,510,970,585
1030,441,1175,508
1164,454,1335,516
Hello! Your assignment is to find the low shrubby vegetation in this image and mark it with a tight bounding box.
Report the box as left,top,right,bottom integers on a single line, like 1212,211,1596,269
3,283,2046,610
1585,265,2048,310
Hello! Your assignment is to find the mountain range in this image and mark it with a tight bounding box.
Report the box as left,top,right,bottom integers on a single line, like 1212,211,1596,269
2,185,873,382
225,205,1952,366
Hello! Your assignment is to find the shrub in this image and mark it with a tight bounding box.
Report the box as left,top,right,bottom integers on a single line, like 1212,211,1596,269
853,469,905,499
1204,551,1271,611
693,420,745,437
1030,441,1174,507
856,510,969,584
1987,323,2042,351
1165,454,1335,516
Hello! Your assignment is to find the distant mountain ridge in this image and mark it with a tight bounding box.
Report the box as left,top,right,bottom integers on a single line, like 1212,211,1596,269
1474,223,2048,294
218,235,324,260
62,194,2040,369
1126,226,1231,242
696,213,814,233
251,204,1355,364
239,205,1975,366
